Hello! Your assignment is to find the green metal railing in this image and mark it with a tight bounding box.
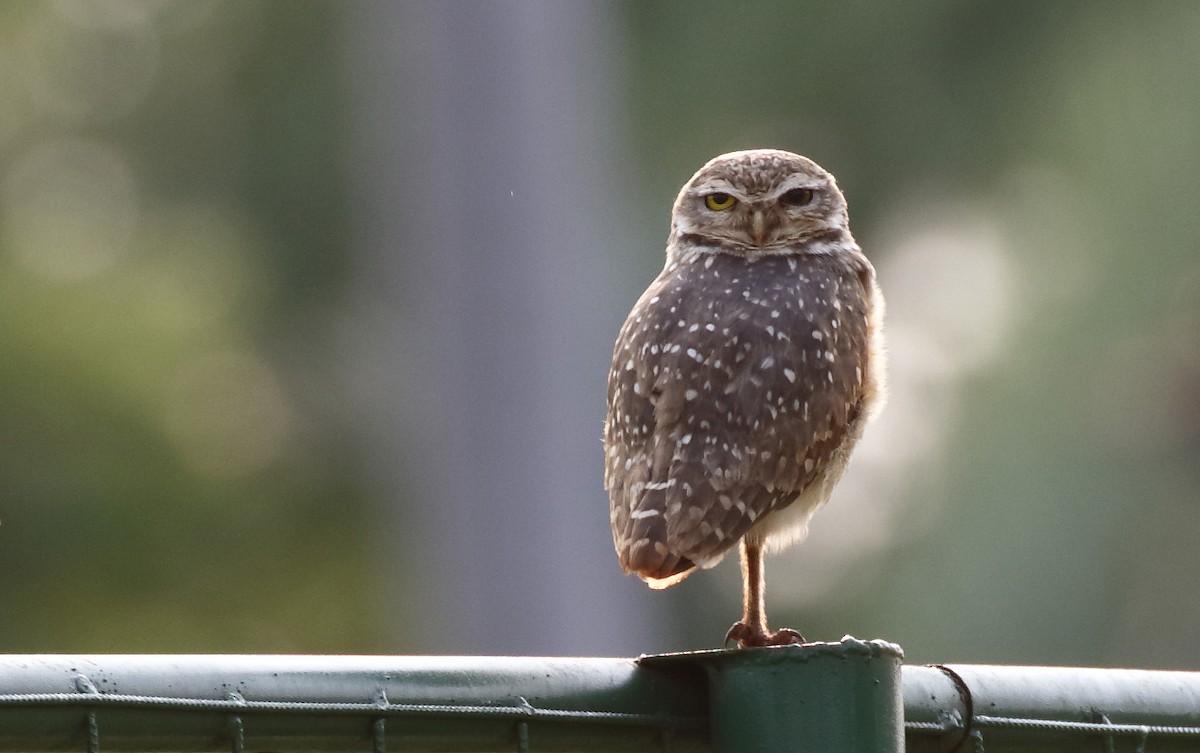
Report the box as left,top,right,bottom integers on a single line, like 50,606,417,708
2,638,1200,752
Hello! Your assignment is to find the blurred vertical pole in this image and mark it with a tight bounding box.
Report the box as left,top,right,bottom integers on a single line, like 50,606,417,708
343,2,663,654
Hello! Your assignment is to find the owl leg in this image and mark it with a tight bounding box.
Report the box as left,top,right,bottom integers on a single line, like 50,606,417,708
724,540,805,649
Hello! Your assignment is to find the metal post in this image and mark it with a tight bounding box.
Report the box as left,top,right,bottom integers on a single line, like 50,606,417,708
642,637,904,753
345,0,653,658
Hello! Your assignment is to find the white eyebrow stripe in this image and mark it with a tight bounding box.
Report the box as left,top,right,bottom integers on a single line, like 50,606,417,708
689,180,752,201
690,175,828,202
778,173,825,189
768,175,826,199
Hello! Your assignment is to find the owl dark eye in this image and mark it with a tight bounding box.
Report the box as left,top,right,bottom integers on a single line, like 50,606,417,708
704,193,737,211
780,188,815,207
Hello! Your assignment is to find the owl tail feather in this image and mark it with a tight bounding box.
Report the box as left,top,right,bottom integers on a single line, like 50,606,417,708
642,567,697,590
619,514,696,589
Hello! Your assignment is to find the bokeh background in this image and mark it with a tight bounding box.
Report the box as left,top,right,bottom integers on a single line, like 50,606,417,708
2,1,1199,668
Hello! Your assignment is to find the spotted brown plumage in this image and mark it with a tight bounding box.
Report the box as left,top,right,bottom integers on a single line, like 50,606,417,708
603,149,885,648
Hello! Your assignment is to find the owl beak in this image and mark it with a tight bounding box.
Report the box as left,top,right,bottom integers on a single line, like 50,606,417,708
750,210,766,246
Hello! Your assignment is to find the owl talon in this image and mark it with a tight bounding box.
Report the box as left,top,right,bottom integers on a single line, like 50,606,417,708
724,622,805,649
724,621,754,649
768,627,805,645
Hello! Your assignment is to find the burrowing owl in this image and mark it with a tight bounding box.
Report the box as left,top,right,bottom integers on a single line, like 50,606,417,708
604,149,885,648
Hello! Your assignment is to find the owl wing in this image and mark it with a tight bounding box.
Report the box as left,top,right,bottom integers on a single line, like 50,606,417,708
605,255,875,587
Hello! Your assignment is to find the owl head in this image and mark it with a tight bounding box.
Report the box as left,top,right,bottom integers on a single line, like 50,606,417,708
668,149,852,255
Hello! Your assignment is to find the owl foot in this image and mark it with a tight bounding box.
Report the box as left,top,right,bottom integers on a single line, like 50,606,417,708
724,622,805,649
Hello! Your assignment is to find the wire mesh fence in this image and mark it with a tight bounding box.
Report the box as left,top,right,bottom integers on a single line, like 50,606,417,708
3,639,1200,753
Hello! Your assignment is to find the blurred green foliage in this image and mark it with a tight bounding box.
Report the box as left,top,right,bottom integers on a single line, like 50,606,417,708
1,1,1198,665
0,1,374,652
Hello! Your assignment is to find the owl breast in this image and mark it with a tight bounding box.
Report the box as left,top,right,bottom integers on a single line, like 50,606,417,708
604,247,881,587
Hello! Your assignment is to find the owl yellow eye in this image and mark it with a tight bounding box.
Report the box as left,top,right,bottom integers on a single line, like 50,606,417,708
704,193,737,211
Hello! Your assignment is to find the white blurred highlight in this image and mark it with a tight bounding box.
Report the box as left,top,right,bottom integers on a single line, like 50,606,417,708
161,352,291,479
26,4,159,123
2,139,139,282
771,202,1022,604
51,0,164,29
51,0,226,34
